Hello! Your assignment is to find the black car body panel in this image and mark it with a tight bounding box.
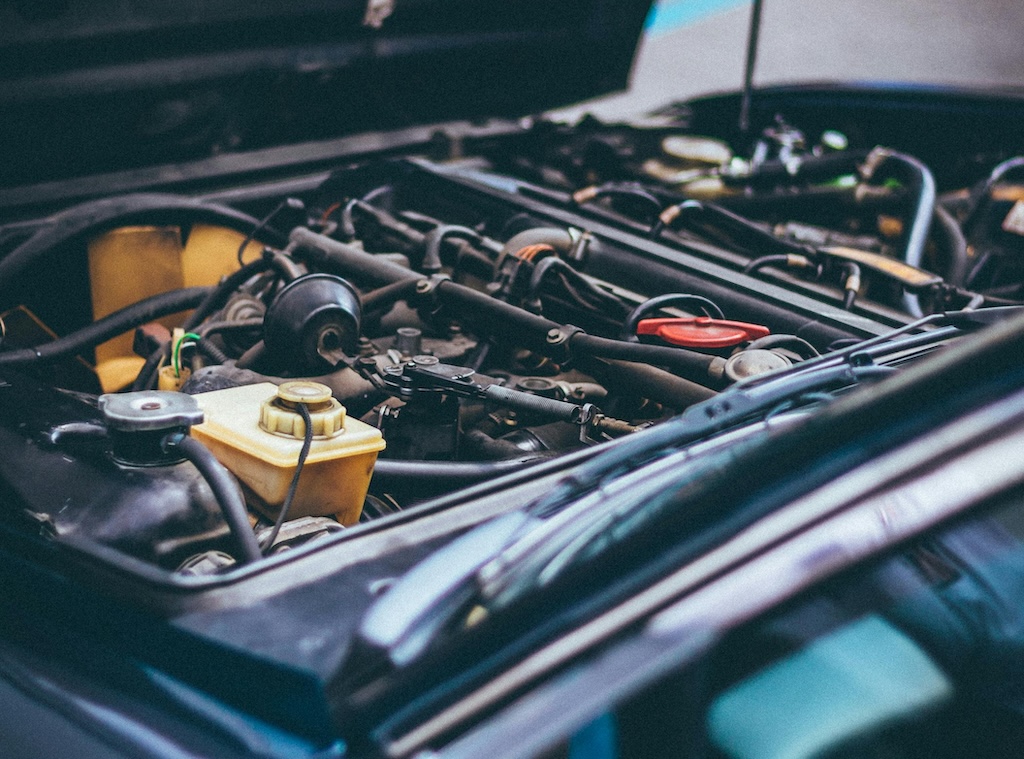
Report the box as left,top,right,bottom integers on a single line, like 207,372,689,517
3,3,1024,757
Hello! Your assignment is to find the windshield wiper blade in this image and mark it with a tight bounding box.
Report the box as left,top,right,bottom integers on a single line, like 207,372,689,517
342,307,1012,682
344,360,891,684
528,359,892,520
348,511,537,674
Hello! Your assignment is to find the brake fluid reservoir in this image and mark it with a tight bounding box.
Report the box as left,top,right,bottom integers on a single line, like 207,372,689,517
190,382,385,525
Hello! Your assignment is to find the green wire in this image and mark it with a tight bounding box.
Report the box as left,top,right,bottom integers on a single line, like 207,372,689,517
172,332,203,378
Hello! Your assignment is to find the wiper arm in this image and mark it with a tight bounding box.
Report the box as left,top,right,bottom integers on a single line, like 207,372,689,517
345,362,889,681
740,306,1024,392
349,511,538,671
528,359,891,521
346,430,736,686
535,309,1017,523
343,307,1017,680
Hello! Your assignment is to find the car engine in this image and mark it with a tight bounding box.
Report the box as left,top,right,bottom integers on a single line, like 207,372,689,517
1,105,1022,578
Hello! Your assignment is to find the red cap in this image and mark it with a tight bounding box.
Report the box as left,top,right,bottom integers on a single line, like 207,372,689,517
636,316,770,348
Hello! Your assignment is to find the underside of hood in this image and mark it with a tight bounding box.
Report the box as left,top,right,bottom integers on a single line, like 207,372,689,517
0,0,653,189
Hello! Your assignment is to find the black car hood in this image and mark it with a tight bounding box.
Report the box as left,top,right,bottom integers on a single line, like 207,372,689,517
0,0,652,190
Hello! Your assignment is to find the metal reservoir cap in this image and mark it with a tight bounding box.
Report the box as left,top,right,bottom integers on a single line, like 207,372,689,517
260,381,346,439
98,391,204,466
99,391,204,432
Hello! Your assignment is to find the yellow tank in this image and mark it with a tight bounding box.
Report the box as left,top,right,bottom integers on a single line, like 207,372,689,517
87,224,263,392
190,382,386,525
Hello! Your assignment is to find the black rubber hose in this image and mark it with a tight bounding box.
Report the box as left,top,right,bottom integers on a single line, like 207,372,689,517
292,227,722,383
743,254,795,274
0,287,209,366
860,148,935,316
291,227,417,287
235,341,268,371
932,204,969,288
527,257,623,315
463,429,543,461
370,457,545,489
963,156,1024,231
347,199,426,248
501,227,575,259
622,293,725,339
235,197,304,266
137,315,264,393
361,279,422,313
528,256,576,297
578,357,717,410
431,282,567,352
422,226,480,273
573,185,664,219
746,334,820,359
162,434,263,565
570,333,719,379
132,342,171,392
722,150,869,188
183,257,274,331
0,194,285,301
660,200,815,259
261,403,313,554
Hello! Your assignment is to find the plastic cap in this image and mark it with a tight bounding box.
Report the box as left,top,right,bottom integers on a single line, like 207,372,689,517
260,381,346,439
636,317,770,349
276,381,333,406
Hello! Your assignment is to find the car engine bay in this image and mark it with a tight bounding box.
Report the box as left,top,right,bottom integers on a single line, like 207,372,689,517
1,97,1023,583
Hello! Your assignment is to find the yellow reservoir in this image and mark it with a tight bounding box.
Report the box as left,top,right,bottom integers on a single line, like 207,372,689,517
87,224,264,392
191,382,385,525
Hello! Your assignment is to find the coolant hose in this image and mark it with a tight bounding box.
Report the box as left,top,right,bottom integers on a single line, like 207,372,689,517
861,149,936,316
0,194,285,302
0,287,210,366
163,434,263,565
422,226,481,273
963,156,1024,231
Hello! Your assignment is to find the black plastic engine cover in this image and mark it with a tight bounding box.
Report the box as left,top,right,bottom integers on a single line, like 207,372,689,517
0,370,230,567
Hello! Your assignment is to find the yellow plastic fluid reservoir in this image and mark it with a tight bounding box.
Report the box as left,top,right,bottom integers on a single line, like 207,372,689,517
87,224,264,392
190,382,386,525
